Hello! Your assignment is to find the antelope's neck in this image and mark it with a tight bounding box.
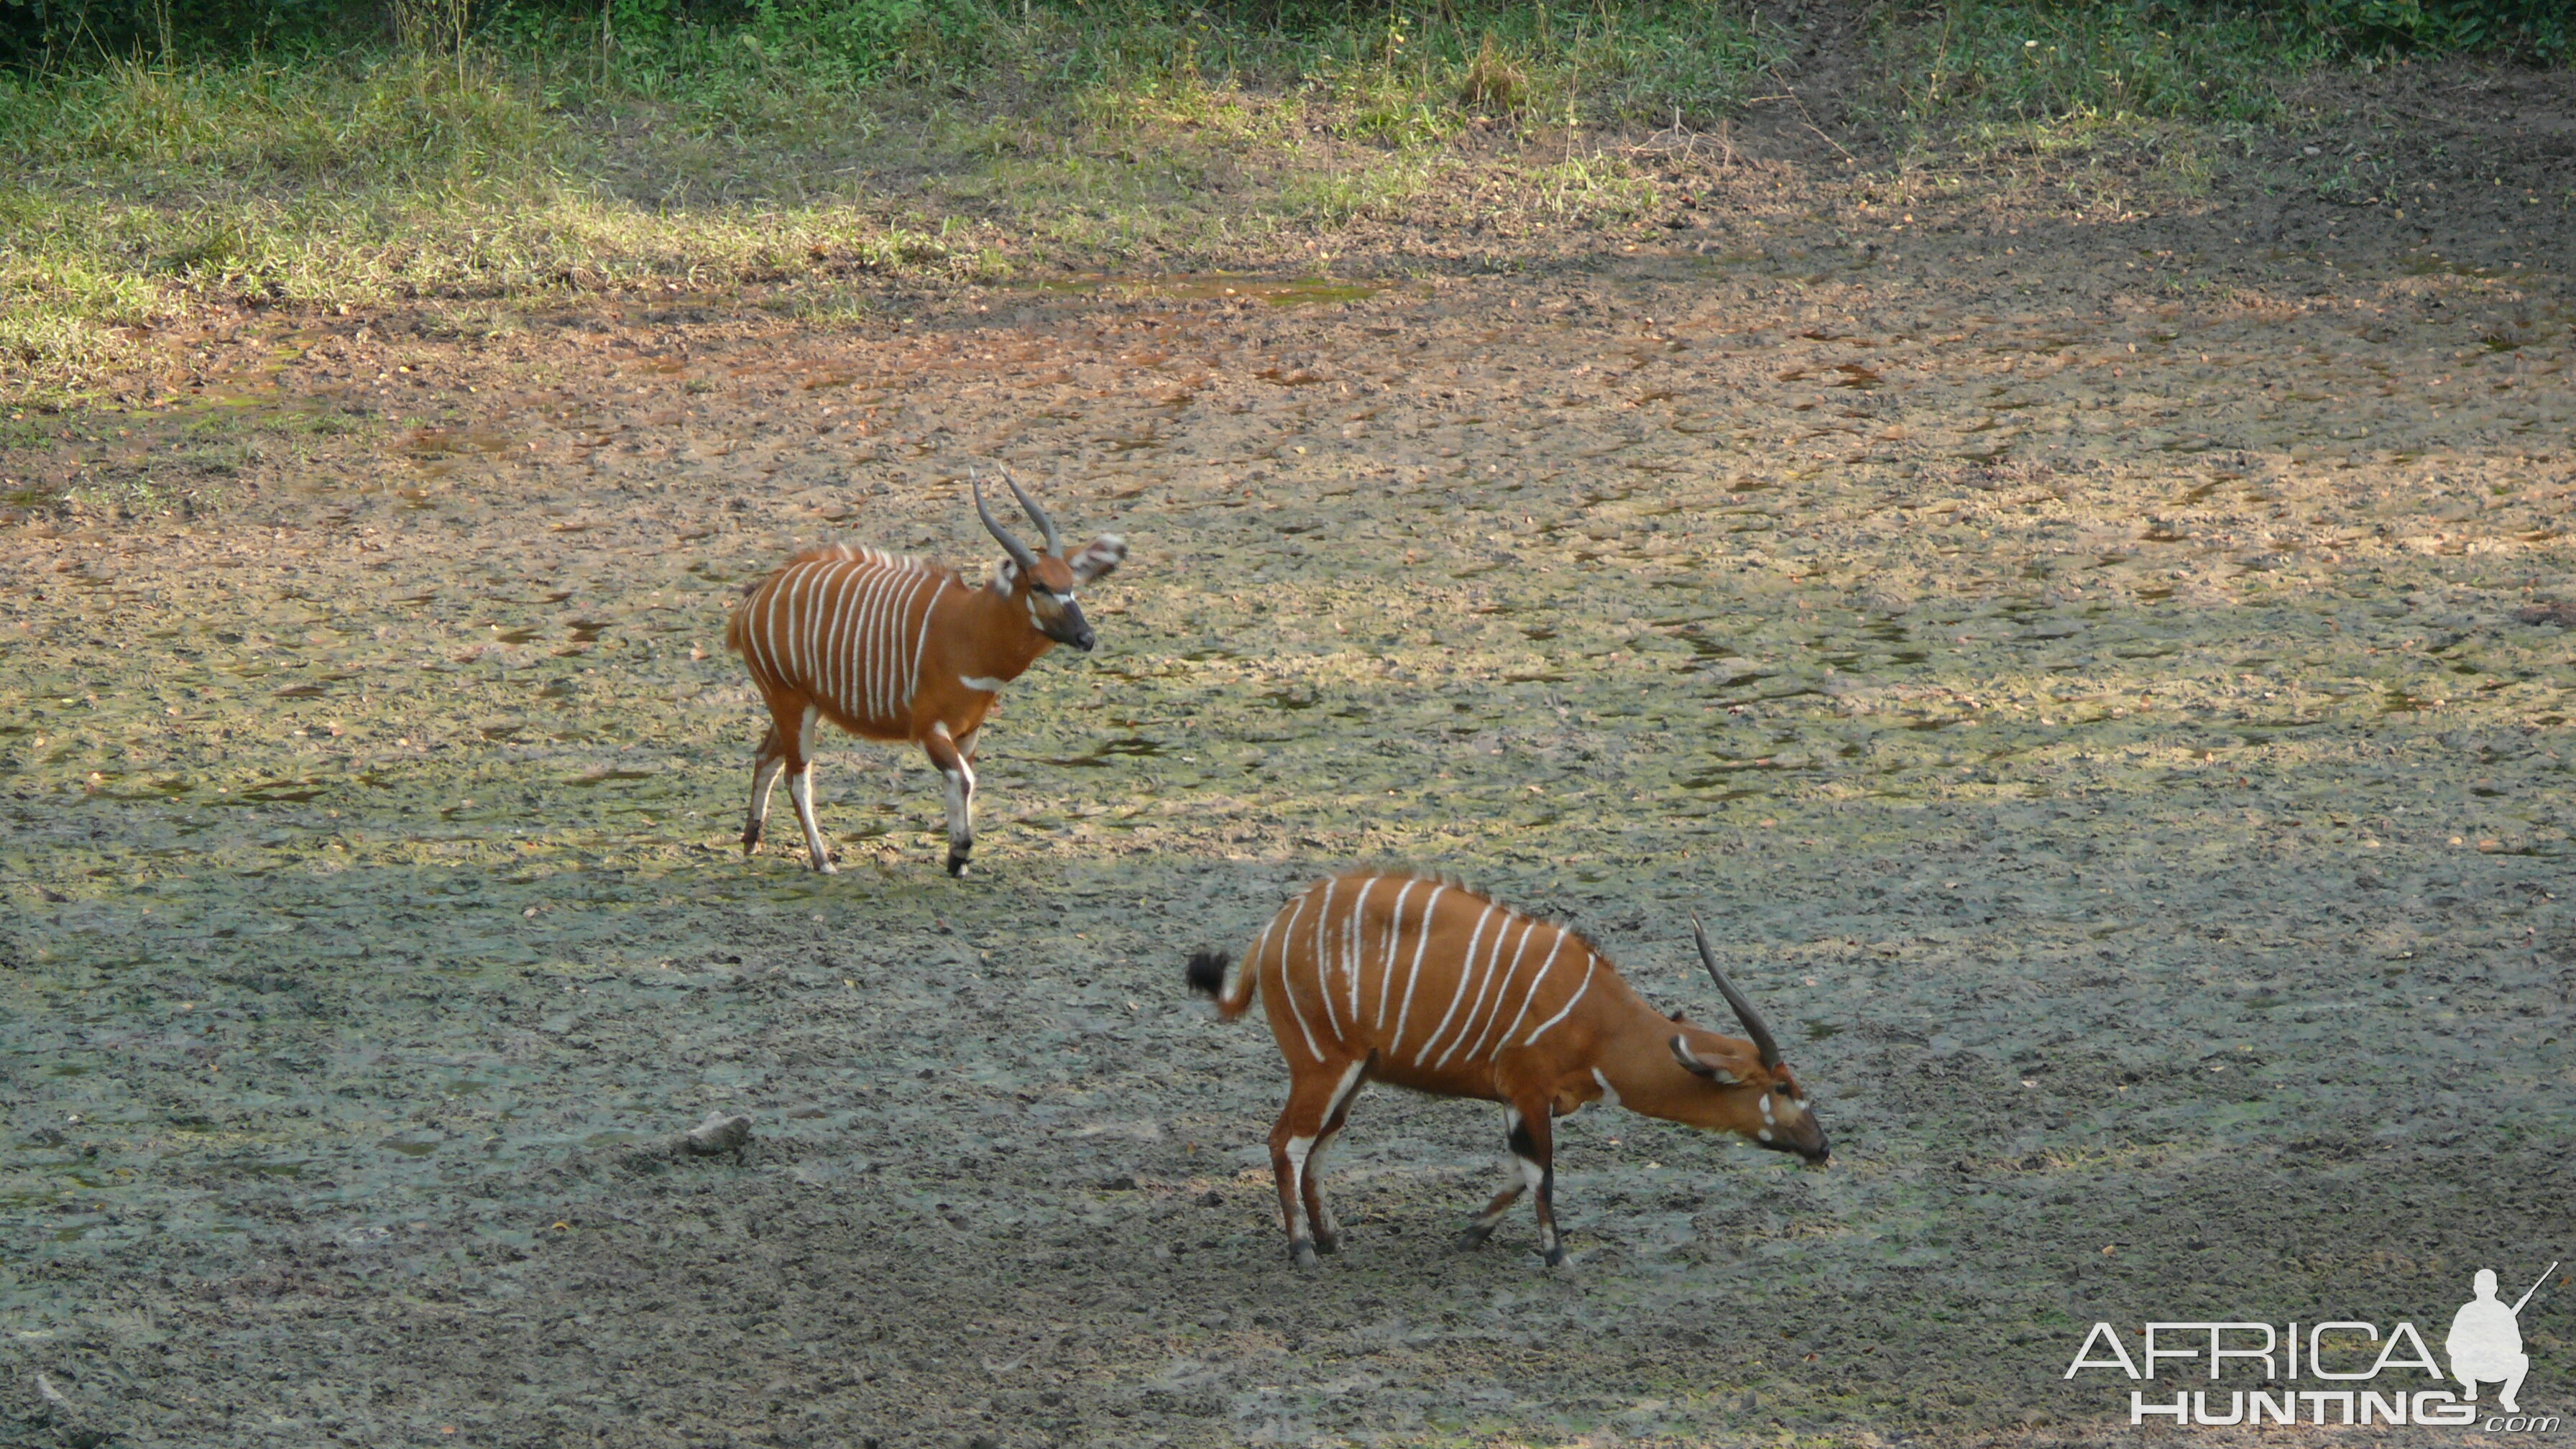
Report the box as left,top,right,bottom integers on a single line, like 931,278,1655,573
953,585,1053,681
1586,1004,1703,1123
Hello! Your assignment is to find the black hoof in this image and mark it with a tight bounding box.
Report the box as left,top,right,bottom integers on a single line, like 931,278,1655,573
1312,1234,1340,1256
1542,1245,1569,1268
1455,1220,1499,1251
946,853,970,878
1289,1240,1321,1271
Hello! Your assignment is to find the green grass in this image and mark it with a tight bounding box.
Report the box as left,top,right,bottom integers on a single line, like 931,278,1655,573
1868,1,2322,128
0,0,2562,404
0,4,1795,401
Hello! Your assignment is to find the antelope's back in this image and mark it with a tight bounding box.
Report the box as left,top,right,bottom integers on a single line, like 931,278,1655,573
732,545,957,735
1253,872,1610,1095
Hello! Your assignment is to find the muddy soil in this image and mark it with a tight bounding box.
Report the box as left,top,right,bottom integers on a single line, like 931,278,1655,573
5,60,2575,1449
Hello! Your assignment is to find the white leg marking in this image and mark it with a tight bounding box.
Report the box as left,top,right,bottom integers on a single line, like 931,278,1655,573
746,753,784,838
787,765,832,873
1282,1133,1316,1239
1519,953,1598,1047
1307,1133,1342,1241
1489,927,1570,1060
1453,916,1544,1068
1373,877,1421,1029
1387,884,1453,1052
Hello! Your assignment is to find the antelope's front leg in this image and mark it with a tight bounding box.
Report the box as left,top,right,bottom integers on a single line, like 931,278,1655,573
924,722,976,877
1506,1100,1568,1267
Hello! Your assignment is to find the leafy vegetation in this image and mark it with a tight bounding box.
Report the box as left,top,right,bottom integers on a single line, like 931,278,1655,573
0,0,2562,400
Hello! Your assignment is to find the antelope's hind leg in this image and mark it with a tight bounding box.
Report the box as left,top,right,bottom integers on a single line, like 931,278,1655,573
1302,1062,1370,1255
1268,1057,1364,1270
742,722,787,855
781,704,835,874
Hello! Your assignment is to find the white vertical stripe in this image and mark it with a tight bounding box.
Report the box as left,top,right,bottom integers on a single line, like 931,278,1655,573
1245,907,1284,1013
1310,880,1341,1038
1460,916,1545,1065
1343,878,1374,1026
1271,891,1324,1062
756,572,792,686
891,570,934,717
1374,878,1422,1028
1519,954,1596,1047
779,564,816,682
823,561,862,715
907,575,949,724
1437,914,1536,1070
1489,929,1570,1058
849,563,897,722
1389,888,1463,1055
1416,903,1499,1066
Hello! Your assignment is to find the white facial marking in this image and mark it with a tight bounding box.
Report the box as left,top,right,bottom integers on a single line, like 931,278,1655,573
1591,1067,1621,1109
1757,1128,1774,1143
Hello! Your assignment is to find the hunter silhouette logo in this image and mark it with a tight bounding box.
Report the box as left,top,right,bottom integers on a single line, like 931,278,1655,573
2064,1262,2562,1430
2452,1264,2555,1415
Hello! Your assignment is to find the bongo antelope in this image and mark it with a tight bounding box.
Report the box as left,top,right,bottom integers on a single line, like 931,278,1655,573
1187,873,1827,1269
726,470,1125,876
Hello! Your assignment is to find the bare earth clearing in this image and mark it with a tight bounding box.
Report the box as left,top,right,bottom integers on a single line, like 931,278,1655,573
4,60,2575,1449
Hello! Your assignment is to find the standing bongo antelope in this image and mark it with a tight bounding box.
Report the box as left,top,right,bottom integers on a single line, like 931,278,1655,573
1187,872,1827,1268
726,470,1126,876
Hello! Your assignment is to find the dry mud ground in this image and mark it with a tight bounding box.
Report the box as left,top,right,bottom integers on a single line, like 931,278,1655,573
6,66,2576,1449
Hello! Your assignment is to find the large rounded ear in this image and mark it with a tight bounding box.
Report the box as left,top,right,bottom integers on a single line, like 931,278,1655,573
993,556,1024,592
1069,533,1126,584
1670,1036,1741,1085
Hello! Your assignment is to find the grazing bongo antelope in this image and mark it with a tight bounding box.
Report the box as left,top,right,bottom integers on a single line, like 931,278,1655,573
1187,873,1827,1269
726,470,1126,876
